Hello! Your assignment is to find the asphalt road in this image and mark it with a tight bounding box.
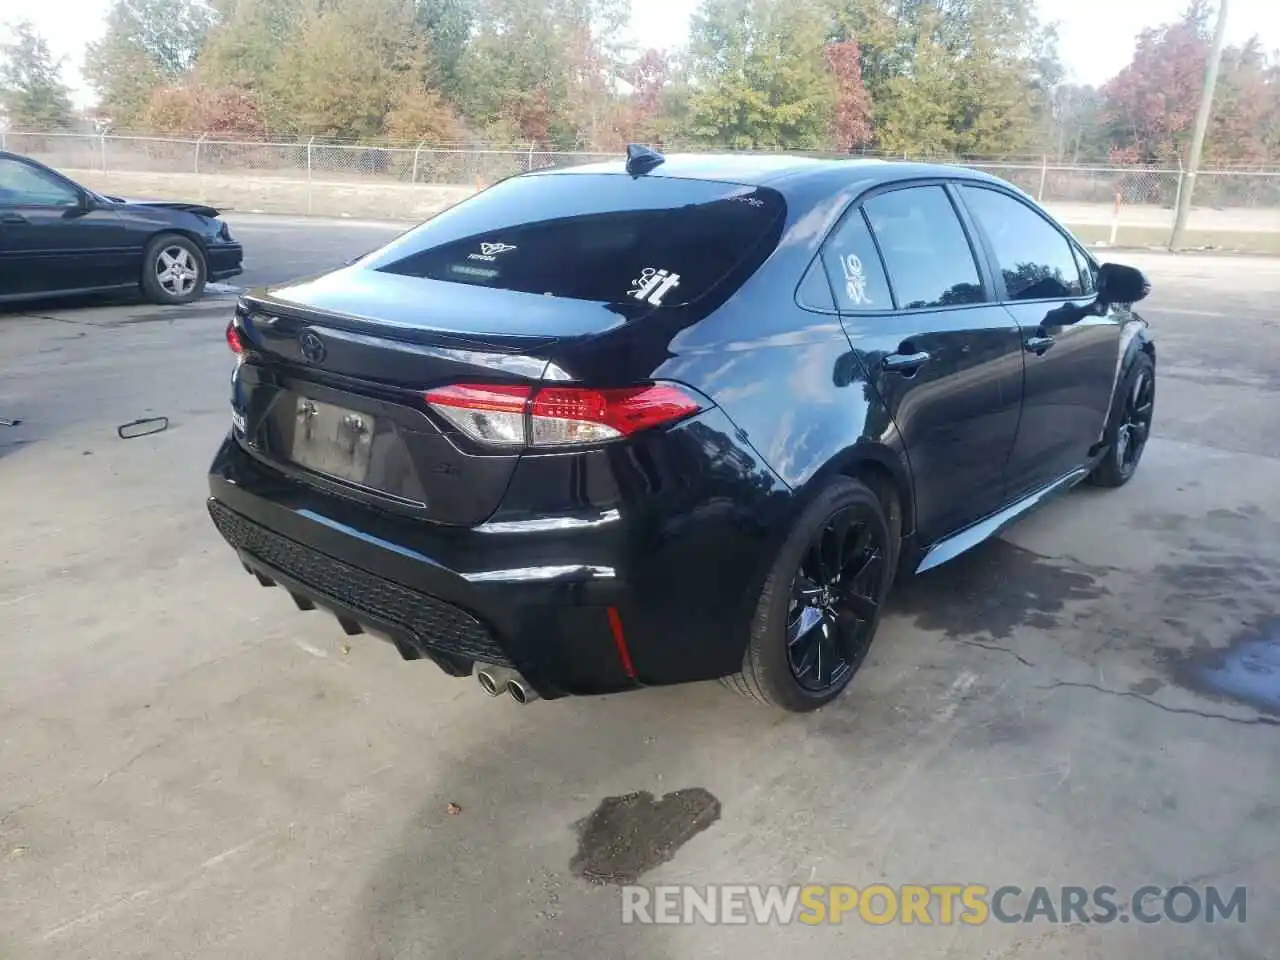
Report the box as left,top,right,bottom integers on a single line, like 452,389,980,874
2,217,1278,960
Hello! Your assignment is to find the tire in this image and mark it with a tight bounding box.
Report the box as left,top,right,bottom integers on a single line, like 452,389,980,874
140,233,207,305
1087,351,1155,489
722,476,895,712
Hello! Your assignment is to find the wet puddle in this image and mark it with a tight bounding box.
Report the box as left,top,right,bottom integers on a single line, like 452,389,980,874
570,787,721,886
1173,619,1280,716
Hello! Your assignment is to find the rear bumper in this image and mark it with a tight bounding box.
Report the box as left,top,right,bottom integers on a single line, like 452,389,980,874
206,413,791,699
208,242,244,282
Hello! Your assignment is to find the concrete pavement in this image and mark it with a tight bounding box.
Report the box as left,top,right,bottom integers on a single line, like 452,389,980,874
1,223,1277,960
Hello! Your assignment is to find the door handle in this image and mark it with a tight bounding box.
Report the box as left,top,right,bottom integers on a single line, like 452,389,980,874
0,212,29,225
882,350,932,373
1024,335,1055,355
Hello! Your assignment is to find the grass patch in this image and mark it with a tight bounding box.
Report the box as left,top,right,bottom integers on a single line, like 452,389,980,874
1065,222,1280,255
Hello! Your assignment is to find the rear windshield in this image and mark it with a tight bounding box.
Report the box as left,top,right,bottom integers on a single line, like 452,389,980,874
370,173,786,308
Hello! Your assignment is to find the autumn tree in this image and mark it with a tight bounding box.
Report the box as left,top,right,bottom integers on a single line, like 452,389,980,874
824,40,872,151
140,81,266,136
384,86,462,142
1204,38,1277,165
1100,7,1210,164
608,48,671,145
684,0,837,150
0,21,74,128
84,0,218,127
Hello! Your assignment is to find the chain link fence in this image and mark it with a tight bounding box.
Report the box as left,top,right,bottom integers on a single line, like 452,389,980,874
4,129,1278,240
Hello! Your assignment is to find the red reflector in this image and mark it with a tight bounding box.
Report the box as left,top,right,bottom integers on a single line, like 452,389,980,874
606,606,636,679
225,321,243,354
531,384,702,437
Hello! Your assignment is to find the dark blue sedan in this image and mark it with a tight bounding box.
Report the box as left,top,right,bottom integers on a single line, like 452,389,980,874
208,145,1155,712
0,150,243,305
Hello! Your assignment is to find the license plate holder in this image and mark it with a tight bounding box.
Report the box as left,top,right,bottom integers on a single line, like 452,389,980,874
289,396,376,485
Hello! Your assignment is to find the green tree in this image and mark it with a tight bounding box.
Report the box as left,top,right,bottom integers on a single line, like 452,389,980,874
1049,84,1108,163
827,0,910,98
822,0,1058,157
84,0,218,126
949,0,1055,156
0,21,74,128
197,0,313,93
266,0,429,139
684,0,837,149
413,0,475,99
457,0,628,146
875,21,959,155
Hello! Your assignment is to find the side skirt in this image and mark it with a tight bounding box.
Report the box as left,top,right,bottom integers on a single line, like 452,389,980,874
914,467,1091,575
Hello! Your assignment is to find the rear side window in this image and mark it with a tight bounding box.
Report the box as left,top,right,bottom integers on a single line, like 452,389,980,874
371,173,786,308
820,208,892,311
959,186,1085,301
862,186,985,310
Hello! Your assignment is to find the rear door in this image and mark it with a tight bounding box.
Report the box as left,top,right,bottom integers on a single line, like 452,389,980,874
955,184,1122,501
0,155,126,296
823,182,1025,545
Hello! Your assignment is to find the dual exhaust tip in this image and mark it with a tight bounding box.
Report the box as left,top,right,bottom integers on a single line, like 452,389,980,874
476,665,539,704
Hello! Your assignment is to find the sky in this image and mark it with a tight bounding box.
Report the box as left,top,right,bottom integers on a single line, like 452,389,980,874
8,0,1280,110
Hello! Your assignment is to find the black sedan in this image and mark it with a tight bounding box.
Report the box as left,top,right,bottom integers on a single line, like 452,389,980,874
207,146,1155,712
0,151,242,305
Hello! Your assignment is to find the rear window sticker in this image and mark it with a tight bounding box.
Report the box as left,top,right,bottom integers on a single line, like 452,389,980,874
629,267,682,306
469,242,517,262
841,253,872,306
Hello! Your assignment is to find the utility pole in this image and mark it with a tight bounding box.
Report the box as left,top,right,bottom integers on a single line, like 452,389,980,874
1170,0,1230,250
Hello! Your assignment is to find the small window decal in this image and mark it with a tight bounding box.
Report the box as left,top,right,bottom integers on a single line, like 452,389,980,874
468,242,516,262
840,254,873,306
628,267,682,306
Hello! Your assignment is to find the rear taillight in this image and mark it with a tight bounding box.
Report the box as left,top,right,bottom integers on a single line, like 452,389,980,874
225,320,243,354
423,382,704,448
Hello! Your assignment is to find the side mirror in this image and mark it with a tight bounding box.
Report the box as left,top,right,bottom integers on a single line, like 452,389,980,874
1096,262,1150,306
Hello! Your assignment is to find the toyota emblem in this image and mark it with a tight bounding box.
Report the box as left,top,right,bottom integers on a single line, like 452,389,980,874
298,330,326,364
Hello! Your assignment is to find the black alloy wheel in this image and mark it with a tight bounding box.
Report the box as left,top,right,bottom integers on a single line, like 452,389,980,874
1115,367,1154,476
786,508,885,692
726,476,895,712
1089,352,1155,488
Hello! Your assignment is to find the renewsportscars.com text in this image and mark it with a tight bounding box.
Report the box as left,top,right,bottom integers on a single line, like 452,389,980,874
621,884,1248,926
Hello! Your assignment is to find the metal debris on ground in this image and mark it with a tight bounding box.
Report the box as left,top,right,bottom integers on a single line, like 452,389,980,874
0,418,21,427
117,416,169,439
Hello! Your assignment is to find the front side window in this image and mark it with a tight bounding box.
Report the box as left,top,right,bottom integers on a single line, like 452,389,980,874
960,186,1085,301
1073,243,1099,295
820,208,893,311
371,173,786,308
862,186,985,310
0,159,79,207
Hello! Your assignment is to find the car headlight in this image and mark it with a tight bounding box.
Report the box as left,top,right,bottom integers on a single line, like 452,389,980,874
218,221,233,242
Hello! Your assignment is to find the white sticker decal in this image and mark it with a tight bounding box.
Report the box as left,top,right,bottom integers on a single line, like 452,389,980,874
628,267,681,306
841,254,872,306
468,242,517,262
